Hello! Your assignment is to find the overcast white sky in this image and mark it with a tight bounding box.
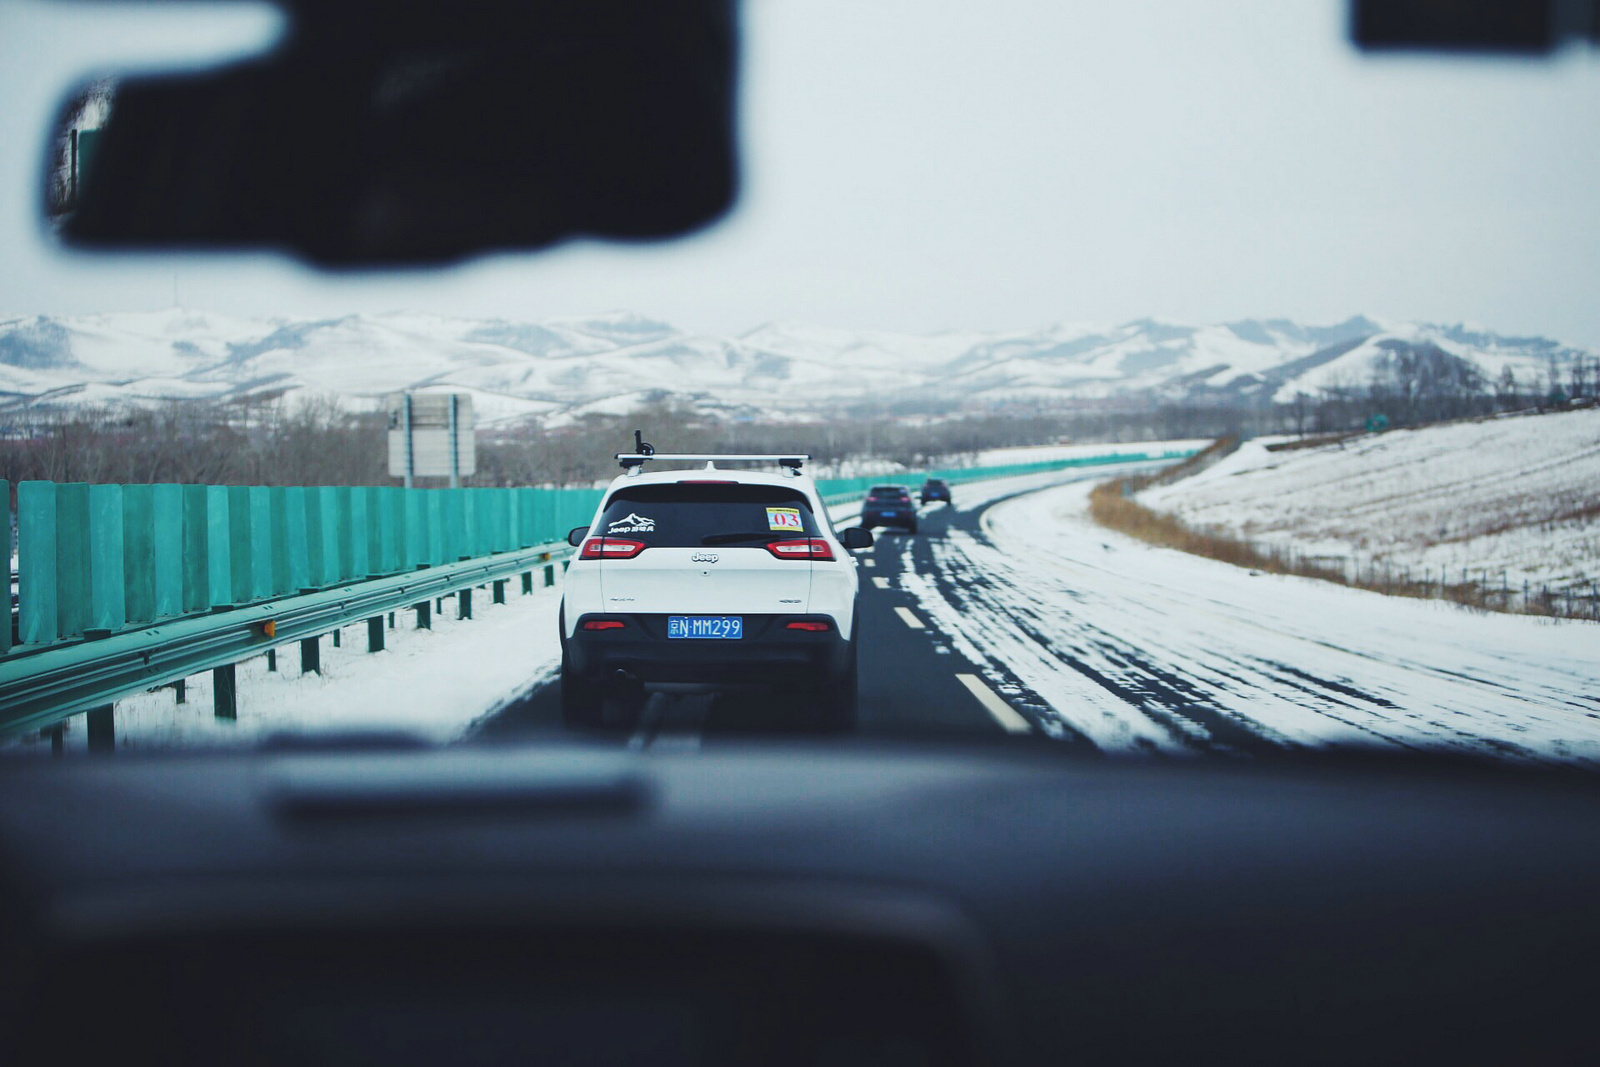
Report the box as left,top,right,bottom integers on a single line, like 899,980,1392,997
3,0,1599,344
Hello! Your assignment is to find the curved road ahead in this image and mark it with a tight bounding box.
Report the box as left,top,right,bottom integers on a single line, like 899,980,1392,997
480,470,1600,764
477,484,1038,745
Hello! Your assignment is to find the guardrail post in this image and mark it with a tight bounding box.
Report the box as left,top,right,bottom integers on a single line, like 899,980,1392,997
300,636,320,675
521,572,533,595
332,628,341,648
213,663,237,720
367,616,385,652
545,563,555,587
415,601,431,630
173,678,186,704
459,587,473,620
43,723,63,756
87,705,114,752
266,649,277,672
387,611,395,629
493,579,506,604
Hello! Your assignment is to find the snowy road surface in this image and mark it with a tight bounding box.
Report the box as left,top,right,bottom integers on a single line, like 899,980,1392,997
910,479,1600,763
489,471,1600,765
40,465,1600,765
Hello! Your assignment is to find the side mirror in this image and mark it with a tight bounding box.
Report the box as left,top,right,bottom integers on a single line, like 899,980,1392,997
567,526,590,548
840,527,874,551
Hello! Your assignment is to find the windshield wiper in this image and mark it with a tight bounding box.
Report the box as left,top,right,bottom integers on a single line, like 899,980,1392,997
701,531,787,545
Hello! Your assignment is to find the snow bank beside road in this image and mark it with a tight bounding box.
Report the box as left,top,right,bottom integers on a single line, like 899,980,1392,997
22,583,567,753
975,478,1600,764
1142,409,1600,597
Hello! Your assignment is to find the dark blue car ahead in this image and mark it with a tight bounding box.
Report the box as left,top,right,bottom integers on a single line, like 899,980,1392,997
861,484,917,534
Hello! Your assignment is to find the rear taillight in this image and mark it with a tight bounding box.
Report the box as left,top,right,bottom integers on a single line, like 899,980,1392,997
579,537,647,560
581,619,627,631
785,621,831,632
766,538,835,561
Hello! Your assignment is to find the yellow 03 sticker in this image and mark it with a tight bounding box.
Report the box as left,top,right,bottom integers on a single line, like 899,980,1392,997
766,507,803,532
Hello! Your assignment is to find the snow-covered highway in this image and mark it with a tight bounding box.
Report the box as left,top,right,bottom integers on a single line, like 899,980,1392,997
485,469,1600,765
900,478,1600,764
47,464,1600,766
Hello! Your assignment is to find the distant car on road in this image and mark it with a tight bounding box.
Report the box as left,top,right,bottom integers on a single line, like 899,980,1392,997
861,484,917,534
919,478,951,505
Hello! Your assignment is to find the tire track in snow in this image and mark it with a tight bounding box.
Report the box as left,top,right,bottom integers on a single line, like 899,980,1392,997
945,480,1600,766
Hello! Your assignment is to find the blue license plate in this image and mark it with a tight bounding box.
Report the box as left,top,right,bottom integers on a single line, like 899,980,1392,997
667,615,744,639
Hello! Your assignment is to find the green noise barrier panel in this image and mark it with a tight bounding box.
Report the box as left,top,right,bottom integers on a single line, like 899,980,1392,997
4,451,1188,659
8,482,604,656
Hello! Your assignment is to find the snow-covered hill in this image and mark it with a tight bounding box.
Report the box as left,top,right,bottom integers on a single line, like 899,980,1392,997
0,309,1587,424
1141,407,1600,598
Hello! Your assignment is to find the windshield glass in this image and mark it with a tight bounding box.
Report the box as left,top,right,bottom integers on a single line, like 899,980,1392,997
1,1,1597,765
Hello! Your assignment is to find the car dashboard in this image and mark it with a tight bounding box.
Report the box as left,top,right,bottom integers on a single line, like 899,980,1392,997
2,740,1599,1065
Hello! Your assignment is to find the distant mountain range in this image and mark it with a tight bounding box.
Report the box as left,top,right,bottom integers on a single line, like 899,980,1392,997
0,309,1586,425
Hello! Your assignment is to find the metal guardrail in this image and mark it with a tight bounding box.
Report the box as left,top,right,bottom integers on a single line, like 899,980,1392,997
0,542,571,738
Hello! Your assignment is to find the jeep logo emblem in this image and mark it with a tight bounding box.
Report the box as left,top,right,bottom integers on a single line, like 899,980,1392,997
691,552,719,564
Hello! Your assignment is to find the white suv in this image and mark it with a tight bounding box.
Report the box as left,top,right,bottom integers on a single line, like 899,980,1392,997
559,454,873,730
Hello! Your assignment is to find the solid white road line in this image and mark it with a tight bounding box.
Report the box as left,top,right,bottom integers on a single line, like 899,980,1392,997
863,559,876,568
894,607,925,629
956,674,1033,733
872,577,890,590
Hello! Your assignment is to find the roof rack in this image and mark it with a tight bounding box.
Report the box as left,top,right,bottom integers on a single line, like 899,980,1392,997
615,453,810,475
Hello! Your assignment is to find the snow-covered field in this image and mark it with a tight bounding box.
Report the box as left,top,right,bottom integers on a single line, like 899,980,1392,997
897,477,1600,765
1142,409,1600,597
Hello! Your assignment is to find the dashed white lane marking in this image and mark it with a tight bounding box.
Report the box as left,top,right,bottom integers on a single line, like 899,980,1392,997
956,674,1033,733
894,607,925,629
872,577,891,590
863,559,877,568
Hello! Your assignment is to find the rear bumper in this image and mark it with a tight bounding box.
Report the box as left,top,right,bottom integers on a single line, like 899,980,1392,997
862,510,915,528
567,613,852,687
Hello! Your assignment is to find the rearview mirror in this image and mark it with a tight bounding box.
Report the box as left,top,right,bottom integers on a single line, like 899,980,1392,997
1350,0,1598,52
51,0,739,265
567,527,590,548
840,527,874,551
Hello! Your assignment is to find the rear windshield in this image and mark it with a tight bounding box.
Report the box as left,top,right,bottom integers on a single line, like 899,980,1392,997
866,486,910,500
596,484,821,548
